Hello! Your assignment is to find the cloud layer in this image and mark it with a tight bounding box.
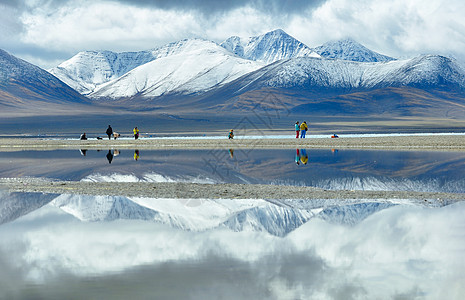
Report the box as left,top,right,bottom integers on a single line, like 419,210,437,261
1,0,465,68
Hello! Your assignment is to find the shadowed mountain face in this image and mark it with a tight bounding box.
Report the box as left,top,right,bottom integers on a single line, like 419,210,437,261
0,49,90,113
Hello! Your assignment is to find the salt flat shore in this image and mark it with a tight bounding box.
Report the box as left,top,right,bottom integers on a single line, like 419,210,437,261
0,134,464,151
0,178,463,203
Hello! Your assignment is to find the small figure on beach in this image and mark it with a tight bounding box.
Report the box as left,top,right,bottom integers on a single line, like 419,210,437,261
300,121,308,138
228,129,234,139
113,132,120,140
133,127,139,140
295,122,300,138
80,133,87,140
331,134,339,138
106,125,113,140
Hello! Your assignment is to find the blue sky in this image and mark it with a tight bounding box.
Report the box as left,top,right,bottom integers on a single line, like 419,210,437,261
1,0,464,68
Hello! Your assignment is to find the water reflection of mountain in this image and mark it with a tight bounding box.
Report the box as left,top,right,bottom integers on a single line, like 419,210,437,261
0,191,407,236
0,191,57,224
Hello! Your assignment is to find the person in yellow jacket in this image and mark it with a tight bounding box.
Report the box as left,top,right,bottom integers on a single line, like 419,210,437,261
133,126,140,140
299,121,308,138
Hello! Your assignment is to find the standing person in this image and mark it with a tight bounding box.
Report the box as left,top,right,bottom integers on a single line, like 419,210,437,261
295,122,300,138
106,125,113,140
300,121,308,138
228,129,234,139
133,127,140,140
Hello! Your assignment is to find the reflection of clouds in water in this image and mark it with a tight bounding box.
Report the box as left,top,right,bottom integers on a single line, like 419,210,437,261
0,202,464,299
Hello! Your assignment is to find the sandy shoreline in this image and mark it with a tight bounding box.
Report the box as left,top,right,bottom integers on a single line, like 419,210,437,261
1,178,464,203
0,134,464,151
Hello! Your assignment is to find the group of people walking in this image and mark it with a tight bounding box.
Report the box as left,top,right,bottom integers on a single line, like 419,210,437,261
295,121,308,138
105,125,139,140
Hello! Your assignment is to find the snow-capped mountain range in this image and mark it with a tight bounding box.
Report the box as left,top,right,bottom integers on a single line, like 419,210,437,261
3,28,465,118
89,39,264,99
49,29,414,100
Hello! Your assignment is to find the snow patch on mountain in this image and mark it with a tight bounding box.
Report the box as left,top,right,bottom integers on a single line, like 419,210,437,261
221,29,320,64
314,38,395,62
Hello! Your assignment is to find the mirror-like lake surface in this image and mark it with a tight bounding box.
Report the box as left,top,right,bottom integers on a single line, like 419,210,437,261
1,148,465,192
1,149,464,299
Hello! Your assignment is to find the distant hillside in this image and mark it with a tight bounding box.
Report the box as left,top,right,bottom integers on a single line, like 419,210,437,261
0,48,89,112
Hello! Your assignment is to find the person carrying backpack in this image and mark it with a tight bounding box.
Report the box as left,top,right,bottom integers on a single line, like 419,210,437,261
300,121,308,138
133,127,140,140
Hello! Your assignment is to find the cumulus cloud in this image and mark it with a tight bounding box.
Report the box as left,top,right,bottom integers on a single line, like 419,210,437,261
0,199,464,299
2,0,465,68
289,0,465,60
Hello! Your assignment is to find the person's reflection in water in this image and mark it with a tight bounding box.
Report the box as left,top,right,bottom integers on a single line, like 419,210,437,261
295,149,300,165
229,149,234,158
79,149,87,156
134,149,140,161
106,150,114,164
300,149,308,165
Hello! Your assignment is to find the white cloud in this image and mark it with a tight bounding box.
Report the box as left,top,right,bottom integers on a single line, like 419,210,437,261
288,0,465,60
19,1,203,54
2,0,465,67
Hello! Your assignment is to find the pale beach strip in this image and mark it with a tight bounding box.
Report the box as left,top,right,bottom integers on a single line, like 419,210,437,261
1,178,464,203
0,134,464,151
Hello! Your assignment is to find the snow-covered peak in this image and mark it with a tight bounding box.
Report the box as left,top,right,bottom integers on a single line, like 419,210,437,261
220,29,320,64
89,39,264,99
314,38,395,62
49,49,156,94
49,38,228,95
221,36,244,57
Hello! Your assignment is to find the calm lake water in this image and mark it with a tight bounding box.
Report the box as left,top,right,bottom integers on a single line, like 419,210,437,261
1,149,464,299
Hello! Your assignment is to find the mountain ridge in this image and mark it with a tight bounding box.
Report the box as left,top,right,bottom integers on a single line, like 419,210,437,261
0,48,89,112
